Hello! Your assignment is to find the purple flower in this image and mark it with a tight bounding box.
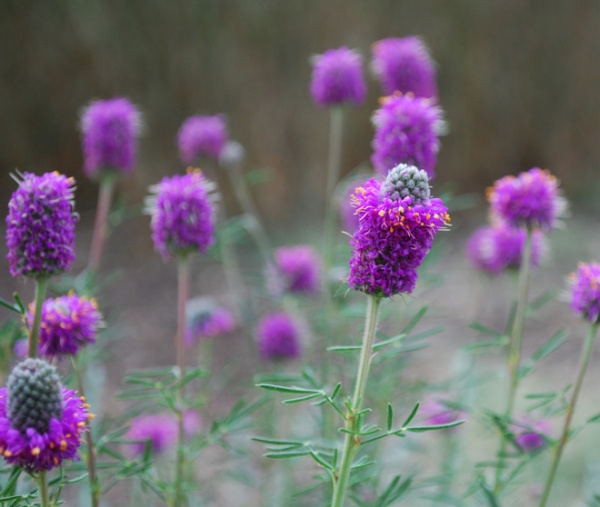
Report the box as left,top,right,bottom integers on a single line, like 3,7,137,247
274,245,321,294
146,169,217,260
13,340,28,360
569,263,600,323
466,224,547,275
185,297,236,346
257,313,301,361
310,47,367,107
6,172,77,278
487,168,567,231
0,358,90,472
421,398,465,428
512,417,551,453
371,93,444,178
371,36,437,98
339,175,373,233
26,293,103,357
349,165,449,297
80,97,142,178
177,115,228,164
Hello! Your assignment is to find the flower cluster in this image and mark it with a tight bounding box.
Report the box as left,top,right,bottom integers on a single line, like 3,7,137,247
349,165,449,297
371,36,437,98
185,297,236,346
80,97,142,178
257,313,301,361
274,245,321,294
177,115,228,164
147,169,217,260
512,417,552,453
371,93,444,178
0,359,89,471
6,171,77,278
569,263,600,324
310,47,366,107
27,293,103,357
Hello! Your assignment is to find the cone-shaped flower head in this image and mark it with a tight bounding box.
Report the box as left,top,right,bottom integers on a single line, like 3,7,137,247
349,164,449,297
185,297,236,346
80,97,142,178
371,93,444,178
274,245,321,294
6,171,77,278
466,224,547,275
569,263,600,324
487,168,567,231
371,36,437,98
257,313,301,361
146,169,217,260
0,358,89,471
310,47,367,107
26,293,103,357
513,417,551,453
177,115,228,164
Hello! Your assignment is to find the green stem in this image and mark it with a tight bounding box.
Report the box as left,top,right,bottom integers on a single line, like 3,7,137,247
37,471,49,507
331,295,382,507
494,226,533,492
538,323,598,507
29,277,49,358
88,174,116,273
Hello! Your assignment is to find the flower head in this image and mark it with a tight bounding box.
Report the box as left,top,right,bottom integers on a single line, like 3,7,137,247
569,263,600,324
80,97,142,178
371,93,444,178
421,398,465,428
371,36,437,98
273,245,321,295
466,224,547,275
146,169,217,260
310,47,367,107
487,168,567,230
512,417,551,453
257,313,301,361
0,358,89,471
6,172,77,278
177,115,228,164
349,165,449,297
26,293,103,357
185,297,236,346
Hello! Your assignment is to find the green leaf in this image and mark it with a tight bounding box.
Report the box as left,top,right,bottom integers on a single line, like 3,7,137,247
478,476,500,507
401,403,420,428
406,420,464,432
469,321,504,339
402,306,429,334
387,403,394,432
256,384,322,395
251,436,304,446
531,329,568,362
264,450,310,459
282,393,322,404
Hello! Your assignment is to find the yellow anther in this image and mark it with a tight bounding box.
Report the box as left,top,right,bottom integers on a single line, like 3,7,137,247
31,447,41,456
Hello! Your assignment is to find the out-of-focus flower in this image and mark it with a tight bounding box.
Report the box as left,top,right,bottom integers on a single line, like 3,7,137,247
569,263,600,324
421,398,465,428
13,340,28,360
6,172,77,278
185,297,236,346
310,47,367,107
177,115,228,164
257,313,301,361
512,417,552,453
371,36,437,98
274,245,321,295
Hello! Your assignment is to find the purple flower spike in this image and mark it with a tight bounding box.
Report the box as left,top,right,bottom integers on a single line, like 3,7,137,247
177,115,228,164
310,47,367,107
371,93,444,178
371,36,437,98
6,171,77,279
146,169,217,260
274,245,321,294
0,358,90,472
466,224,547,275
257,313,301,361
80,97,142,178
569,263,600,324
27,293,103,357
185,297,236,346
512,417,551,453
349,165,450,297
487,168,567,231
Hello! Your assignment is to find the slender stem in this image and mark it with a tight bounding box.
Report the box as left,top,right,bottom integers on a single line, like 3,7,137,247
494,226,533,492
37,471,50,507
538,323,598,507
29,277,49,358
331,295,382,507
88,174,116,273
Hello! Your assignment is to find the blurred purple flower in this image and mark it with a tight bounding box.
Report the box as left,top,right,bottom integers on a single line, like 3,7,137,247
274,245,321,294
185,297,236,346
80,97,142,178
13,339,28,360
6,172,77,278
421,398,465,428
513,417,552,453
569,263,600,324
257,313,301,361
310,47,367,107
177,115,228,164
371,36,437,98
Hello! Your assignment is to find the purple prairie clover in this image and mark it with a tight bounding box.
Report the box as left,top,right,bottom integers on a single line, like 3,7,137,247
569,263,600,324
26,293,103,357
146,169,217,260
371,36,437,98
310,47,367,107
513,417,552,453
0,358,90,472
177,115,228,164
6,171,77,278
257,313,301,361
349,164,450,297
185,297,236,346
487,168,567,231
466,224,547,275
80,97,142,178
371,93,444,178
421,398,465,428
274,245,321,294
